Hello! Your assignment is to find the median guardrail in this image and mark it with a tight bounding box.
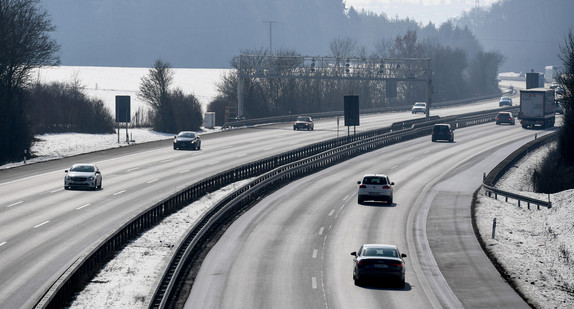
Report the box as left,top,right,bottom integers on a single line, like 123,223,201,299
35,106,510,309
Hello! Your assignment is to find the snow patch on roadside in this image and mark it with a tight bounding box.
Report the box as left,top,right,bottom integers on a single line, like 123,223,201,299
475,143,574,308
69,179,254,308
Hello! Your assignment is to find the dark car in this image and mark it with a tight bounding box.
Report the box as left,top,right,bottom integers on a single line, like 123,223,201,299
293,116,314,131
173,131,201,150
498,96,512,107
351,244,407,287
496,112,515,125
64,163,102,190
431,123,454,142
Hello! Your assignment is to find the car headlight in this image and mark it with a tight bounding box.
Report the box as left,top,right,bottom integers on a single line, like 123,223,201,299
65,175,71,180
88,176,95,181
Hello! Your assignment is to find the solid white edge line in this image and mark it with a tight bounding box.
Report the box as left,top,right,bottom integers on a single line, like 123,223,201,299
0,241,6,247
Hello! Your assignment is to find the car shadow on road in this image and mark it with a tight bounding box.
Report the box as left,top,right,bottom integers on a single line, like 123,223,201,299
358,201,397,208
357,281,412,291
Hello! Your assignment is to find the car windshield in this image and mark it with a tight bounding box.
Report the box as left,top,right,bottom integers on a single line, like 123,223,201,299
178,132,196,138
362,176,387,185
500,97,510,101
70,165,95,172
363,247,398,257
297,116,311,122
414,103,425,107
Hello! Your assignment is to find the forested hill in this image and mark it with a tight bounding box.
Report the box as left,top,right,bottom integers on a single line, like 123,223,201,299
40,0,479,68
454,0,574,72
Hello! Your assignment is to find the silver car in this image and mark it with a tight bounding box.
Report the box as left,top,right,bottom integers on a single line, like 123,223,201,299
411,102,426,114
64,163,102,190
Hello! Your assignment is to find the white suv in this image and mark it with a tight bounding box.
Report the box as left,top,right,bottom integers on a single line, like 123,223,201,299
357,174,394,204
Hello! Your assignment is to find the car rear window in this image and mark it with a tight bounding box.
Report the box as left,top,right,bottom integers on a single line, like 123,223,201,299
434,125,449,132
363,248,398,257
362,176,387,185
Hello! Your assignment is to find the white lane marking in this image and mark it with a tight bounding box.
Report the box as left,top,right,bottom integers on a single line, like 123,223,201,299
318,227,324,235
51,188,64,193
391,165,398,170
179,169,190,174
34,221,50,228
76,204,91,210
209,161,221,166
113,190,126,196
236,154,247,157
161,159,173,163
313,249,318,259
328,210,335,216
0,242,6,247
7,201,23,208
312,277,318,289
264,147,273,151
127,167,140,172
147,179,159,184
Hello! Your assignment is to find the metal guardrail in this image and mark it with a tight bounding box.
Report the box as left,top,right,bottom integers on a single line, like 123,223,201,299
35,105,509,309
481,132,557,209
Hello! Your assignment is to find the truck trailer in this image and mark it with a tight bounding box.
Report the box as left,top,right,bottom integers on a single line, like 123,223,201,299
519,88,555,129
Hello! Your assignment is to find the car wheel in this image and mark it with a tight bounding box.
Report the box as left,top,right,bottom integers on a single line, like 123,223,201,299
397,278,405,289
431,138,436,142
64,186,69,190
97,180,102,189
173,145,177,150
388,197,393,204
358,197,364,204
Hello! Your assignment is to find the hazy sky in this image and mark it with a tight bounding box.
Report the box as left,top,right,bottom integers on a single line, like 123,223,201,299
345,0,501,25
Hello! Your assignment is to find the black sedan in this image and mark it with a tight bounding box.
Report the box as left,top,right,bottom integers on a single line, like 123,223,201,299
351,244,407,287
173,131,201,150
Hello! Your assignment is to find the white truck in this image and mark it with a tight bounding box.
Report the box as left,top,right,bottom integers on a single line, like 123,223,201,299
519,88,555,129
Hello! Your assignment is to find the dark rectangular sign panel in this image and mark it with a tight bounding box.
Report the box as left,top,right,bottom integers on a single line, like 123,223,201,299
115,96,131,122
344,95,359,126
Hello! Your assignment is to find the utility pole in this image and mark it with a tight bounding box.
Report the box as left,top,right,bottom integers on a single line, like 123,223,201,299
263,20,277,54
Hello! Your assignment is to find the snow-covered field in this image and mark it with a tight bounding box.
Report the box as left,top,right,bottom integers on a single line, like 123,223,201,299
33,66,231,114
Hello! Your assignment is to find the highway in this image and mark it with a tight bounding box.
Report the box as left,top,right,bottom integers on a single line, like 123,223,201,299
186,118,549,308
0,95,529,308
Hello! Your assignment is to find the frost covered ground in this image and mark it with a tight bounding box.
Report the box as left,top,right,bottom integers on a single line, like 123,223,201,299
475,142,574,308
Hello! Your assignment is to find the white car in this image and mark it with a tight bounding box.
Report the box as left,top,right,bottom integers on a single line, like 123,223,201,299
64,163,102,190
357,174,394,204
411,102,426,114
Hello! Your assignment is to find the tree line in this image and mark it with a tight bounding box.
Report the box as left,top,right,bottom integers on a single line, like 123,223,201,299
208,30,503,122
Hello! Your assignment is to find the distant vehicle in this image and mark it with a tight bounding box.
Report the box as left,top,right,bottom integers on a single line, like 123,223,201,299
351,244,407,287
498,97,512,107
519,88,555,129
431,123,455,142
411,102,427,114
496,112,515,125
548,83,559,91
555,101,564,114
545,65,559,83
293,116,314,131
357,174,394,204
64,163,102,190
173,131,201,150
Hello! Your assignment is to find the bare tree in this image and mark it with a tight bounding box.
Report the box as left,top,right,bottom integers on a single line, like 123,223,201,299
137,59,174,112
329,36,358,58
0,0,60,164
